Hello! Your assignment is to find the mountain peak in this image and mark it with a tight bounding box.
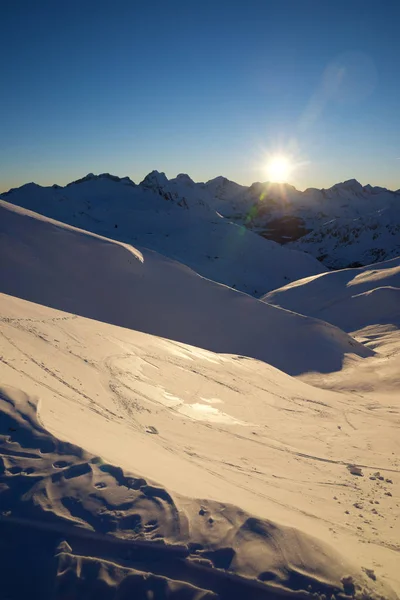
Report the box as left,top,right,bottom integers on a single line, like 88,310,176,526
173,173,195,185
2,182,42,196
248,181,297,195
66,173,135,187
140,170,169,189
206,176,229,184
342,178,363,189
329,179,363,193
67,173,97,186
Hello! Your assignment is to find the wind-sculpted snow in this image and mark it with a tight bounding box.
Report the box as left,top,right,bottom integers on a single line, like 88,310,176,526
0,173,326,296
263,257,400,332
1,292,399,596
0,200,371,375
1,170,399,599
0,385,396,599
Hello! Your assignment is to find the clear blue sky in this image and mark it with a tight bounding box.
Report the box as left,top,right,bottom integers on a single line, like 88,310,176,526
1,0,399,191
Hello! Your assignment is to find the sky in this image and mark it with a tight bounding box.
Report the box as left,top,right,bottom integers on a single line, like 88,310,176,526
1,0,400,191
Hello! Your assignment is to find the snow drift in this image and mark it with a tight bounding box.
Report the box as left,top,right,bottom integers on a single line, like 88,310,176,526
0,200,371,375
1,384,394,599
262,258,400,332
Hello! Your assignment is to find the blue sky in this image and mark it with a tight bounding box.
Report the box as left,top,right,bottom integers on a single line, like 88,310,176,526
1,0,400,191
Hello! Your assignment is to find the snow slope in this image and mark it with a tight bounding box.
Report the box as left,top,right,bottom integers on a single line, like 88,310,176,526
5,172,398,271
1,172,326,296
201,177,400,269
0,294,398,598
288,206,400,269
0,199,370,375
262,258,400,332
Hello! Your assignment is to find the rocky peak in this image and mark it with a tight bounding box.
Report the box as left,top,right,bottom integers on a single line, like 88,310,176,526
140,171,169,190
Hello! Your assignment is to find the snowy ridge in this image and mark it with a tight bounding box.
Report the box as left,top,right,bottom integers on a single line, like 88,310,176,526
262,257,400,332
0,292,398,598
288,206,400,268
0,199,369,375
1,175,399,598
200,177,400,268
3,172,400,272
0,174,328,297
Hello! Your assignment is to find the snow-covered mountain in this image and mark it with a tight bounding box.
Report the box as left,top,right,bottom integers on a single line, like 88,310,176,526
0,199,369,375
0,173,326,297
4,172,400,272
1,195,399,598
262,257,400,333
201,177,400,268
288,203,400,268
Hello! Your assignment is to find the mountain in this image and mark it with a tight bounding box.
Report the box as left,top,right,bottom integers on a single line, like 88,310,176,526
0,173,326,297
288,204,400,268
0,199,370,375
262,257,400,332
4,173,399,272
201,177,400,268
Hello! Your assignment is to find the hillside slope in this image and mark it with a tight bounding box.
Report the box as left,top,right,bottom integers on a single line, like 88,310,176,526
0,294,398,598
0,200,370,375
1,173,326,296
202,178,400,268
262,258,400,332
4,173,399,271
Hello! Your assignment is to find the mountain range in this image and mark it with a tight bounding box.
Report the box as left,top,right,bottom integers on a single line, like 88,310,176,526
3,172,399,277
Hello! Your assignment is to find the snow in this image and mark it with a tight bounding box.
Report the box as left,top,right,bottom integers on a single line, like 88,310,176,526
0,181,399,598
0,200,367,376
142,174,400,269
288,207,400,269
5,172,399,272
262,257,400,332
0,293,399,598
0,173,327,297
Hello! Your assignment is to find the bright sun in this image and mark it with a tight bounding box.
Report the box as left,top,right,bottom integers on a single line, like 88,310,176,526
266,156,291,182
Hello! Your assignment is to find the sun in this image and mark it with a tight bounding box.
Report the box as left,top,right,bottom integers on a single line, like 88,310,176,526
266,156,291,182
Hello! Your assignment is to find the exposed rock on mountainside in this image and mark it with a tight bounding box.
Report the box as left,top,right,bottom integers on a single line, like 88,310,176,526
3,172,399,271
0,174,326,297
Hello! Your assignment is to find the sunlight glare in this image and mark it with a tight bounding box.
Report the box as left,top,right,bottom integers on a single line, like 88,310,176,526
266,156,291,182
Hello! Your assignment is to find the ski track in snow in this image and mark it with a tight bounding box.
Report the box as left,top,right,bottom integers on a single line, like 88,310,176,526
0,180,399,598
0,295,399,598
